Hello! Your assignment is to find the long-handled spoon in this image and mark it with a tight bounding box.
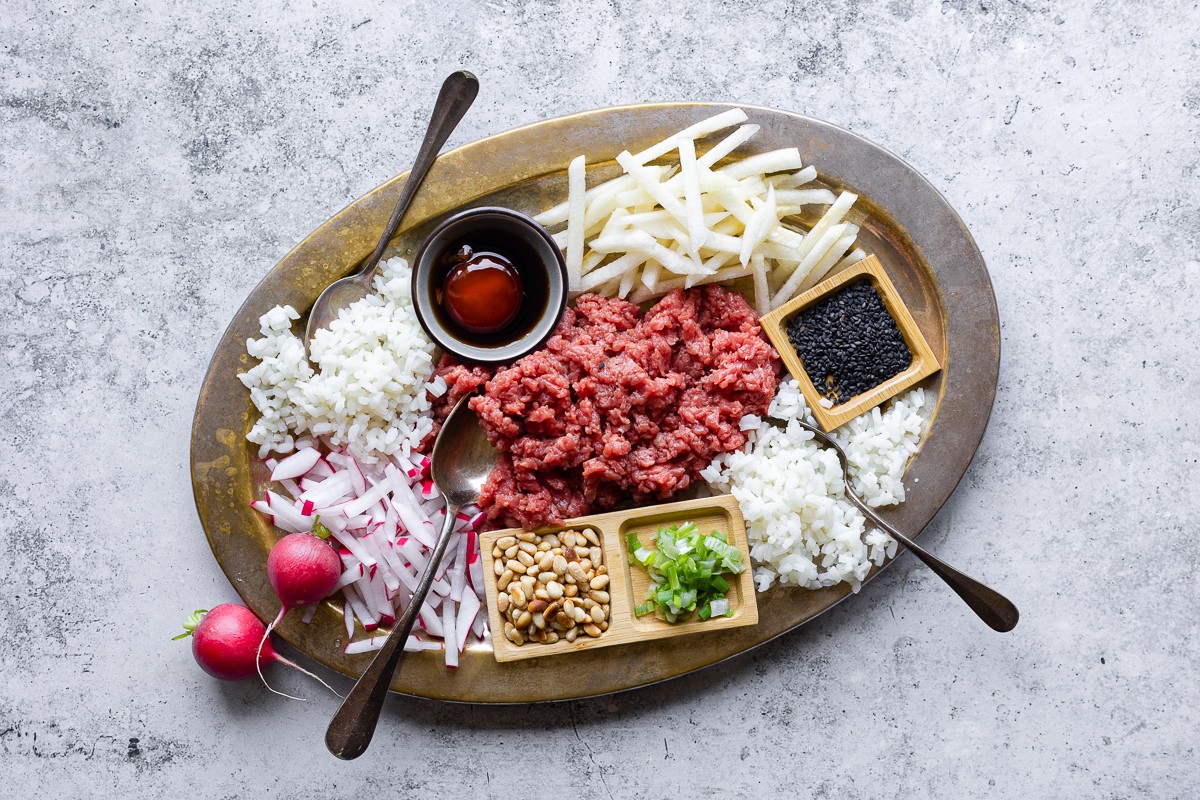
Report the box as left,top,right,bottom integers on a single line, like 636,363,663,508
325,397,496,759
768,416,1019,632
305,70,479,355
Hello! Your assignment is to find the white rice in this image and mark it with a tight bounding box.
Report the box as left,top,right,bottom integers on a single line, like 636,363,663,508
702,379,927,592
238,257,438,464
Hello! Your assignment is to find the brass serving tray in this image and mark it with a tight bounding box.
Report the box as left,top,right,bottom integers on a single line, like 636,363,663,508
190,102,999,703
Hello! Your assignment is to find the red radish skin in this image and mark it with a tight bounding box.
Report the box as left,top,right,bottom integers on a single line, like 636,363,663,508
255,532,342,698
176,605,338,697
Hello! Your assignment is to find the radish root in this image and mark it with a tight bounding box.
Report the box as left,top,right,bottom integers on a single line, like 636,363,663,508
255,608,343,701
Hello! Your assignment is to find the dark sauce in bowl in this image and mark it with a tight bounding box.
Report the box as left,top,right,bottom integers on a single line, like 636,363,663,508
431,229,549,348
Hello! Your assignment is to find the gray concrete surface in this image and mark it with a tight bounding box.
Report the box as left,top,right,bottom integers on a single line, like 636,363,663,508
3,0,1198,796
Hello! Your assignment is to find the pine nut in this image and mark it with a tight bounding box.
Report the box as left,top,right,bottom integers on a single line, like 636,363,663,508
498,570,514,590
546,581,563,600
496,536,517,550
590,574,609,590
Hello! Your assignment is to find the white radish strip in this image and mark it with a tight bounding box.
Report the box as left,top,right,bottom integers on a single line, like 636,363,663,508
397,538,429,573
588,228,659,255
767,166,819,190
832,247,868,273
630,108,748,166
271,448,321,481
346,457,367,496
640,259,661,291
299,471,353,504
717,147,804,179
300,603,318,625
789,191,857,267
534,173,639,227
751,254,770,317
332,565,365,593
345,514,373,529
771,223,851,306
677,138,708,254
280,478,303,500
774,188,836,207
740,185,777,265
615,151,691,233
329,528,376,569
628,265,754,303
343,597,355,639
307,458,334,479
580,249,605,275
250,499,272,516
696,123,760,169
430,577,452,598
267,491,308,532
618,269,635,298
470,612,486,640
360,570,391,621
338,478,391,518
796,231,859,294
579,252,648,292
455,590,480,653
441,601,458,668
419,603,444,638
343,585,374,631
319,513,349,534
566,155,586,291
450,537,468,602
345,636,441,655
325,452,351,469
386,466,438,549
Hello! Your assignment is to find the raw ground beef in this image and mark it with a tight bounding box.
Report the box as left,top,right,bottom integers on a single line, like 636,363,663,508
426,286,780,529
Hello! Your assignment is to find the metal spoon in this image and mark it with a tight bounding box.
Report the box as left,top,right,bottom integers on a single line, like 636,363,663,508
766,416,1019,632
325,397,496,759
305,70,480,355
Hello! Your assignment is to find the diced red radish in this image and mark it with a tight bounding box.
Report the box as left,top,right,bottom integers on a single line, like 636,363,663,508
345,635,441,655
328,529,376,569
300,499,315,516
470,611,486,640
455,590,480,654
347,457,366,496
271,448,322,482
441,601,458,669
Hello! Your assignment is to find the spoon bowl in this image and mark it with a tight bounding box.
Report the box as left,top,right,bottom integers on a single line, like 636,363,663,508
766,415,1019,633
305,70,479,356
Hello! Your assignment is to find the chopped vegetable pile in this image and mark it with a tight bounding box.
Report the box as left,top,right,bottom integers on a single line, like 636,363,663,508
626,521,745,623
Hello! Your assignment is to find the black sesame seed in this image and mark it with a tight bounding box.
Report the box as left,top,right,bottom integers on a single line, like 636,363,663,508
784,280,913,404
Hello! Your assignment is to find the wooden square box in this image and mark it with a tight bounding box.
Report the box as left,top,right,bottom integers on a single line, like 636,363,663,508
759,255,941,431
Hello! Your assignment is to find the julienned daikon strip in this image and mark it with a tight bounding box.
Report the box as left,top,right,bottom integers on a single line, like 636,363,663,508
770,221,854,306
629,107,748,166
677,138,708,254
696,123,760,170
565,155,586,290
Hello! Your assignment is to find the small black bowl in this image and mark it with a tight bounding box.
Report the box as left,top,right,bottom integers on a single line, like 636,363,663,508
411,206,568,365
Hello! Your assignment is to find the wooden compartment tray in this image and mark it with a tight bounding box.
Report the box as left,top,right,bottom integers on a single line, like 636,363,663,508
759,254,941,431
479,495,759,663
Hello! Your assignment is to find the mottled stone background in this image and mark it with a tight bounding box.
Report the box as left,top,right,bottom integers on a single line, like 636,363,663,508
2,0,1197,796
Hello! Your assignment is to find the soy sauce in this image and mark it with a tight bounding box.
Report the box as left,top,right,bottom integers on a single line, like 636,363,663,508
432,228,548,347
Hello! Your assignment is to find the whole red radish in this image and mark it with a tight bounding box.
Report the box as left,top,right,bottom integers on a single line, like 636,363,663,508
254,531,342,698
267,531,342,609
175,604,336,698
176,604,276,680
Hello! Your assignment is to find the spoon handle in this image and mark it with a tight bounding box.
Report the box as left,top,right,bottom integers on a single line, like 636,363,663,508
848,496,1019,632
325,500,460,760
358,70,480,278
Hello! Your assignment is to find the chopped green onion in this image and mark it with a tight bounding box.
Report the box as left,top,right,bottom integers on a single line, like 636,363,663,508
625,522,745,624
